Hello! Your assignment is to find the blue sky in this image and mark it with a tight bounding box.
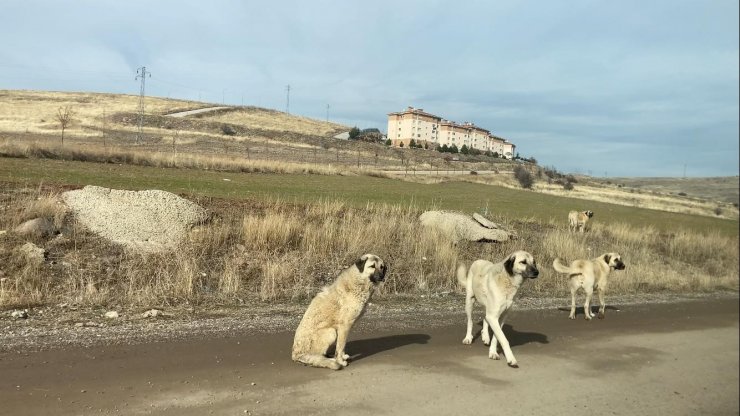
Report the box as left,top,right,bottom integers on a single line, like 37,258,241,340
1,0,737,177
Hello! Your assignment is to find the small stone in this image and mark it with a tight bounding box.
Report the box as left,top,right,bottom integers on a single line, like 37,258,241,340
104,311,119,319
142,309,162,318
11,309,29,319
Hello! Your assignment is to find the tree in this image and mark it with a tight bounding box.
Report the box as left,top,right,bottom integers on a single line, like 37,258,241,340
384,138,392,146
439,144,448,153
450,144,459,153
348,126,361,140
513,165,534,189
56,105,76,146
424,142,429,150
460,144,469,154
492,151,499,158
399,142,404,148
409,138,416,148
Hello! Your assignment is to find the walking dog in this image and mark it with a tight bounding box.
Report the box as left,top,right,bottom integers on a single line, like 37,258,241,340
553,253,626,320
292,254,387,370
457,250,539,368
568,210,593,233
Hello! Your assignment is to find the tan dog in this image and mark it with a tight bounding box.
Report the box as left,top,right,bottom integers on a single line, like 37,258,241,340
553,253,625,320
292,254,387,370
457,250,539,368
568,210,593,233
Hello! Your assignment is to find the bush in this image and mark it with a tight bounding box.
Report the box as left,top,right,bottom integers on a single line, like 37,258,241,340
221,124,237,136
714,207,723,216
384,139,392,146
348,127,361,140
563,181,574,191
513,165,534,189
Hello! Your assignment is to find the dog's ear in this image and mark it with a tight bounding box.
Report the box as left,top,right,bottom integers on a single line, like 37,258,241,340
504,255,515,275
603,254,611,264
355,256,368,273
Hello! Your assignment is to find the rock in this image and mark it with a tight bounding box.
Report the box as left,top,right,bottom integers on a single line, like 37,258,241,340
14,218,56,238
104,311,119,319
419,211,515,243
18,242,47,265
62,186,208,252
11,309,29,319
142,309,162,318
0,230,7,238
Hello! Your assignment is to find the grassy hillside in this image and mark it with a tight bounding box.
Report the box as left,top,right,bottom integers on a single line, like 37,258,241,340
1,157,736,238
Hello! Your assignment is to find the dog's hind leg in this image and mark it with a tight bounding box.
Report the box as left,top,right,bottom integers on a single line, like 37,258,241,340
583,287,594,320
293,328,342,370
569,287,577,319
488,309,509,358
462,295,475,344
481,317,491,346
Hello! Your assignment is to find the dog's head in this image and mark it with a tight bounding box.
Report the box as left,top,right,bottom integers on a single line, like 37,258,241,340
503,250,539,279
602,253,625,270
355,254,387,284
584,210,594,218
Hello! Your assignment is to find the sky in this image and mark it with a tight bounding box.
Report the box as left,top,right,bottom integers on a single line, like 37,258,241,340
1,0,738,177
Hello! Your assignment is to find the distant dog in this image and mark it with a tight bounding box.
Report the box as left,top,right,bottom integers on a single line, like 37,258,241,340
457,250,539,368
292,254,387,370
553,253,625,320
568,210,594,233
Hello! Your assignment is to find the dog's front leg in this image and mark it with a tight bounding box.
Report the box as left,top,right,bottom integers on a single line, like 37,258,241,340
486,314,516,367
462,295,475,344
597,289,606,319
334,323,350,367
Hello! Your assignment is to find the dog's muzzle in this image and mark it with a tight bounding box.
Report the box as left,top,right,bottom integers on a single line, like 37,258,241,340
370,268,387,284
524,266,539,279
615,261,626,270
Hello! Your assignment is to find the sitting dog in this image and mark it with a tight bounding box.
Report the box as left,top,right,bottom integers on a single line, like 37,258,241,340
553,253,626,320
457,250,539,368
292,254,387,370
568,210,594,233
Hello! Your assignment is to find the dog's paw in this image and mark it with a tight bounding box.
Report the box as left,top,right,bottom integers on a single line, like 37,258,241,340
335,357,348,367
482,338,491,346
341,353,350,360
488,351,501,360
507,361,519,368
584,315,592,320
462,336,473,345
598,312,605,319
569,315,576,320
328,361,343,370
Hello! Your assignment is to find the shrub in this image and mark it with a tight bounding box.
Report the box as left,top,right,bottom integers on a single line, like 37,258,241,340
348,127,360,140
384,139,391,146
513,165,534,189
714,207,723,216
221,124,237,136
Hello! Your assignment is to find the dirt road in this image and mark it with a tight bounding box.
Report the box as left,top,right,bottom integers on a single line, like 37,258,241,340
1,298,737,416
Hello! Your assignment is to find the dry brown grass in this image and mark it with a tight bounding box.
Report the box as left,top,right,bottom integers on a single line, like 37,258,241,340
0,184,736,310
201,107,346,136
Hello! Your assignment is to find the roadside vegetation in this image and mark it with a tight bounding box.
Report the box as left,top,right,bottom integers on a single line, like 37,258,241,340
0,183,737,310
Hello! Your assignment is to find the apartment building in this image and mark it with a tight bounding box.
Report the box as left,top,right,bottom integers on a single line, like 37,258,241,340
386,106,516,158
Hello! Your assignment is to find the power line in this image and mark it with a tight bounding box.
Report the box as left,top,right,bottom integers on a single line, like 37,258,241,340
135,66,151,145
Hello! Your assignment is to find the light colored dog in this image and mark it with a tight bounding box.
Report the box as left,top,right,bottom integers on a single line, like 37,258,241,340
553,253,626,320
457,250,539,368
292,254,387,370
568,210,594,233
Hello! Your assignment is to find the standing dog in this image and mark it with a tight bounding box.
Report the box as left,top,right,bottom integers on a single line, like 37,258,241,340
553,253,625,320
292,254,387,370
457,250,539,368
568,210,594,233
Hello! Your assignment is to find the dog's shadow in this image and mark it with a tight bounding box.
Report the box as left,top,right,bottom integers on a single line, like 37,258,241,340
329,334,431,362
473,322,549,347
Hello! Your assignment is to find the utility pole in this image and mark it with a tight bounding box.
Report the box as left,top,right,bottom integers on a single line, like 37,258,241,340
135,66,151,145
285,84,290,114
326,104,330,122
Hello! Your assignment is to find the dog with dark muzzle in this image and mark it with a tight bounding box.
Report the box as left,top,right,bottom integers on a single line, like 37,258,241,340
457,250,539,368
553,253,626,320
292,254,387,370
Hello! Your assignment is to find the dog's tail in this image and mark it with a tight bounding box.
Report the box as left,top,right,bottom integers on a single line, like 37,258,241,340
292,353,343,370
456,263,468,287
552,258,572,274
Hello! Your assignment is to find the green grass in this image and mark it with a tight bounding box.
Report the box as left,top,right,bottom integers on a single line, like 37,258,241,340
1,157,737,237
